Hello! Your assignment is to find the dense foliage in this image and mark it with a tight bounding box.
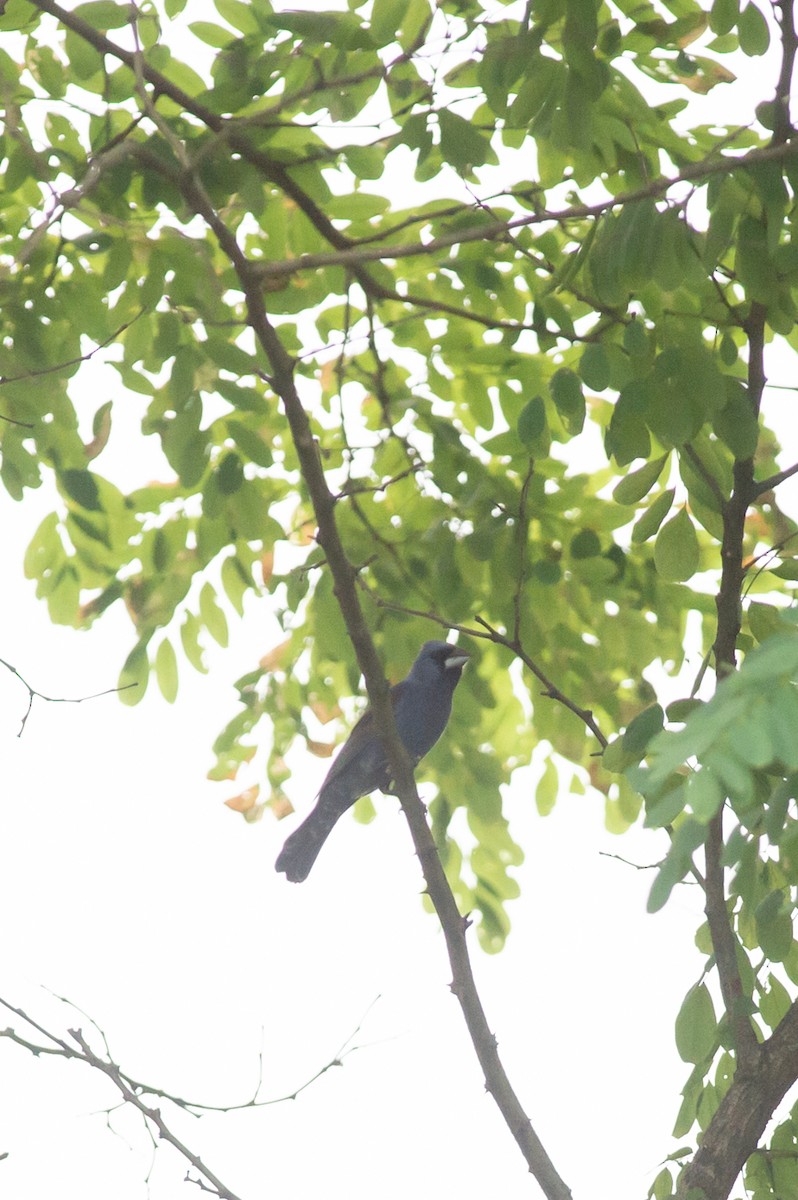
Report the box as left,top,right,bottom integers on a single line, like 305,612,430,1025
2,0,798,1194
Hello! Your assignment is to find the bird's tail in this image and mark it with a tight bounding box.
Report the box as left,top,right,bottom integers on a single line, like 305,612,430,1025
275,803,342,883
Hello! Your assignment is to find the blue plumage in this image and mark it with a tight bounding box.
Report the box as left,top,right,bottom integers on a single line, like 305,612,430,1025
275,640,469,882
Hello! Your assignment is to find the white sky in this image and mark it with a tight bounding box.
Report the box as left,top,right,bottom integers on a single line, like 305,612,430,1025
1,4,795,1199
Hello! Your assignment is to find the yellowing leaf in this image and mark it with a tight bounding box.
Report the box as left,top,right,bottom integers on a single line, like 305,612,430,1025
224,784,261,813
260,637,291,672
307,738,335,758
309,697,343,724
270,791,294,821
84,401,112,461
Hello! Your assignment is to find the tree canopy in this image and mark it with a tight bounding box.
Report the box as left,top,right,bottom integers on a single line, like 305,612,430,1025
2,0,798,1195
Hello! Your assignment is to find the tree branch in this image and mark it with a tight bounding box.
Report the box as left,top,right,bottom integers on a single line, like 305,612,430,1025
28,0,380,300
753,460,798,496
250,142,798,283
133,130,573,1200
474,617,608,751
1,1001,245,1198
703,811,758,1067
677,7,798,1181
695,302,766,1082
678,999,798,1200
357,591,608,752
0,995,375,1194
772,0,797,143
0,658,138,737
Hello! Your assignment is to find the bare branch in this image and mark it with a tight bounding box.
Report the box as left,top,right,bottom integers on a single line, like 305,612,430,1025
0,994,377,1198
0,658,138,737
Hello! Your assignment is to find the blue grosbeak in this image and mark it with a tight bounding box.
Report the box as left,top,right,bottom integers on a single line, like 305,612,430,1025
275,640,470,881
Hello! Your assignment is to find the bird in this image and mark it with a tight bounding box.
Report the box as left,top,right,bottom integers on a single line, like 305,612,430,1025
275,640,470,882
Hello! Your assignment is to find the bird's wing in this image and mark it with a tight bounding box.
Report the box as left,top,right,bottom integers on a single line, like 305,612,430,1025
319,680,407,792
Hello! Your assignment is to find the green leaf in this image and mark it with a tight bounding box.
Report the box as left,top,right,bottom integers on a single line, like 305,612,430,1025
517,396,546,444
199,583,229,647
735,216,774,303
579,344,611,391
550,368,585,434
613,455,669,505
675,983,717,1063
607,382,652,465
686,769,724,822
615,199,659,290
756,892,793,961
155,637,179,703
623,319,648,357
654,508,700,582
72,1,131,28
535,759,558,815
759,972,791,1030
180,611,208,674
214,0,260,34
437,109,492,173
119,641,148,705
221,555,251,616
623,704,664,756
24,513,63,579
507,57,562,127
710,0,739,35
738,2,769,54
714,382,759,460
748,602,783,645
666,699,704,723
189,20,236,47
61,469,101,512
570,529,601,559
218,451,245,495
631,488,675,543
370,0,410,44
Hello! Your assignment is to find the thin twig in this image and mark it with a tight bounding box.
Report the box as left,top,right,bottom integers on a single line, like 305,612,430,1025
0,995,377,1194
0,658,137,737
0,311,146,388
753,460,798,496
356,590,608,752
250,142,798,283
474,616,608,751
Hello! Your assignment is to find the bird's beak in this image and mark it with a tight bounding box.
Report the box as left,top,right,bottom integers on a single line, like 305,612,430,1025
444,647,470,670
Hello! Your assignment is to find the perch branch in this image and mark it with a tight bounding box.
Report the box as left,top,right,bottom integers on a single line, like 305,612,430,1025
128,135,573,1200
